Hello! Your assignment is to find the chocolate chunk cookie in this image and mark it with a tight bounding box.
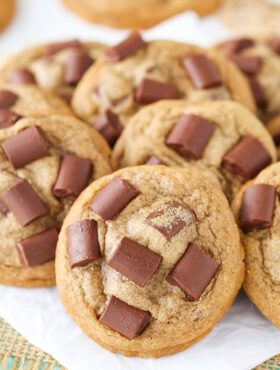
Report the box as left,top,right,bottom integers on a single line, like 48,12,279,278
61,0,221,29
72,34,255,145
0,40,105,104
113,100,276,201
0,115,113,287
56,165,244,357
231,162,280,328
215,36,280,122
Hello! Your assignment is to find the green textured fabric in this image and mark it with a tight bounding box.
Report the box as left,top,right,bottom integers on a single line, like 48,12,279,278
0,316,63,369
255,355,280,370
0,315,279,369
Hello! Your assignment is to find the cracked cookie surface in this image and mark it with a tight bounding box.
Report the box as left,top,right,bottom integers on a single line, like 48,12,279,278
56,165,244,357
0,115,113,287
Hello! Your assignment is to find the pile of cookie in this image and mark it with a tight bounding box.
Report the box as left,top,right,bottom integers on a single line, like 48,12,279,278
0,32,279,358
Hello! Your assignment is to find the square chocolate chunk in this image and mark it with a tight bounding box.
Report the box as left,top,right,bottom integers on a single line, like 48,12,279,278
16,228,58,267
222,136,271,183
166,114,215,159
107,237,162,287
67,219,101,267
88,177,139,220
166,243,219,301
1,126,50,169
53,155,92,200
106,32,146,63
182,54,222,89
239,184,276,232
135,78,177,104
99,296,150,339
145,201,195,241
1,179,48,227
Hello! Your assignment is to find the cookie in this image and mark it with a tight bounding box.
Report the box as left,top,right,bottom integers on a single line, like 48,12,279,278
61,0,221,29
112,100,276,201
72,33,256,146
231,162,280,328
217,0,280,38
215,36,280,122
0,115,113,287
0,0,15,33
56,165,244,357
0,83,72,118
0,40,105,104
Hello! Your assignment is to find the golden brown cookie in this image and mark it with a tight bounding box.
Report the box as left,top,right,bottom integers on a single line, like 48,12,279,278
0,115,113,287
0,83,72,117
62,0,221,29
214,36,280,122
231,162,280,328
72,34,256,146
0,40,105,104
56,165,244,357
0,0,15,33
112,100,276,201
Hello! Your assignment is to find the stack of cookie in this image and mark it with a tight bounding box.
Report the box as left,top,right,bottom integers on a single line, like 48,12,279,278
0,32,279,358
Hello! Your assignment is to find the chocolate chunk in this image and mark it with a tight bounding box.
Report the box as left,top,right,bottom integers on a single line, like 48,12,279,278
166,243,219,301
219,38,254,54
268,37,280,54
92,110,123,146
64,51,93,85
99,296,150,339
239,184,276,232
67,219,101,267
222,136,271,183
1,179,48,226
0,110,22,129
182,54,223,89
0,90,18,109
108,237,162,287
88,177,139,221
53,155,92,200
106,32,146,63
58,92,72,105
166,114,215,159
145,201,194,241
1,126,50,169
16,228,58,267
230,55,262,76
135,79,177,104
249,78,267,108
9,68,36,85
145,156,166,165
45,39,81,56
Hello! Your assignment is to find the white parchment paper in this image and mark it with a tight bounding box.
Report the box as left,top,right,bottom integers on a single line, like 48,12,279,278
0,1,279,369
